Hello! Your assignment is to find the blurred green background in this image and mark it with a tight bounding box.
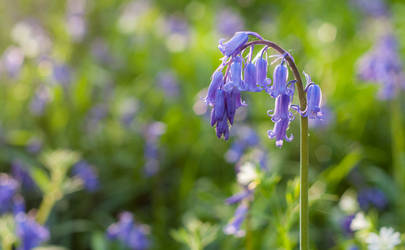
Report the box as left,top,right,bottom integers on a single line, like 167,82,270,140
0,0,405,249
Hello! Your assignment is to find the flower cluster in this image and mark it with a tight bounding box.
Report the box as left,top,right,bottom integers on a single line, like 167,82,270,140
206,31,322,146
15,212,50,250
107,212,149,250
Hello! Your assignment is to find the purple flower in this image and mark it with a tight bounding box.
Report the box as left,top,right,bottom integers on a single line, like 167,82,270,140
0,174,19,214
12,160,36,190
357,34,404,100
244,62,261,92
15,212,50,250
230,56,243,89
1,46,24,78
303,72,322,119
206,71,224,106
341,214,355,236
72,161,99,192
269,94,294,122
256,52,268,89
351,0,388,17
270,60,289,98
357,188,387,211
218,32,249,57
226,189,253,205
224,203,248,237
216,9,244,37
107,212,149,250
267,117,293,147
52,63,71,86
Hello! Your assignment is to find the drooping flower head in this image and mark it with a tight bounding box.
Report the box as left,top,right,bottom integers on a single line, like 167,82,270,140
303,72,322,119
205,31,322,146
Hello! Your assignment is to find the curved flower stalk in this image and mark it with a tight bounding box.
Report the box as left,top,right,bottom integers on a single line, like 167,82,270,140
205,31,323,250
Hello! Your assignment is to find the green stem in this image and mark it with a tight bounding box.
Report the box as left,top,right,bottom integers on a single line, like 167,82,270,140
241,40,309,250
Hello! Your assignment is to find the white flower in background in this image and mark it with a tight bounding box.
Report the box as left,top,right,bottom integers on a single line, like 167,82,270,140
237,162,257,186
366,227,401,250
350,212,371,231
339,189,359,214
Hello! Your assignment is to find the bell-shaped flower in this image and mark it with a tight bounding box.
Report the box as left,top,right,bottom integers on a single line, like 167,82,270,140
205,71,223,106
306,84,322,119
270,60,289,98
230,56,243,90
218,32,249,57
244,62,260,92
216,116,230,140
256,57,268,88
210,88,226,126
267,117,293,147
268,94,294,122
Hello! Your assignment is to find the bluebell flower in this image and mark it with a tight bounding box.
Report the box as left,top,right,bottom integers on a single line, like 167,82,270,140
107,212,149,250
12,160,36,190
225,189,253,204
357,188,387,211
218,32,249,57
268,117,293,148
206,71,224,106
0,174,19,214
230,56,243,90
244,62,261,92
15,212,49,250
224,203,248,237
72,161,99,192
269,94,294,122
303,72,322,119
270,60,289,98
256,51,269,89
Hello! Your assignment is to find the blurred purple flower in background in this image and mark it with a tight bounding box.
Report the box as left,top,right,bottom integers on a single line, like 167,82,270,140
15,212,50,250
164,15,190,52
0,174,19,214
157,71,180,98
225,126,260,163
224,203,248,237
143,122,166,176
29,84,52,116
11,160,36,190
216,9,244,37
357,34,404,100
66,0,87,42
341,214,355,236
26,138,43,154
107,211,149,250
86,103,108,131
351,0,389,17
357,188,387,211
52,63,72,86
72,161,99,192
0,46,24,78
91,38,114,65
